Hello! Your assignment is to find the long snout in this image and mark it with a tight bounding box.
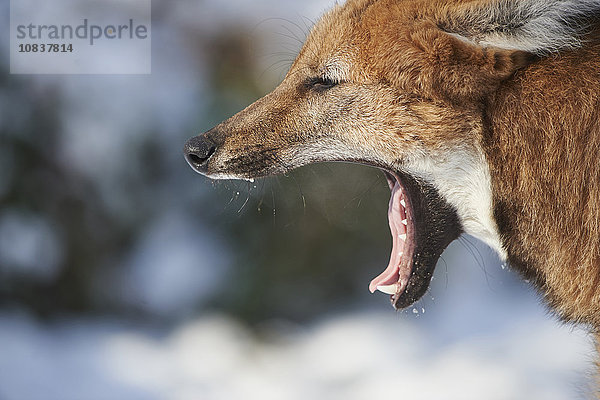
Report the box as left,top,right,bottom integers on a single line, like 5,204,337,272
183,83,304,179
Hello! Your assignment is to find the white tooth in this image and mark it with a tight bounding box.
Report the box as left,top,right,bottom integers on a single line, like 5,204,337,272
397,251,403,256
402,219,408,225
400,199,406,207
399,233,407,241
377,284,398,295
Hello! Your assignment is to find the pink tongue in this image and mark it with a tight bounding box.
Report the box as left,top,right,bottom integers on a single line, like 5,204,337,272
368,181,408,293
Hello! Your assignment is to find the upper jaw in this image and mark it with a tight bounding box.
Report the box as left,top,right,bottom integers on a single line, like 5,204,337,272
369,170,416,297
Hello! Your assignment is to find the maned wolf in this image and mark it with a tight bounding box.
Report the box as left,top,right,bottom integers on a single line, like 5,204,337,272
185,0,600,384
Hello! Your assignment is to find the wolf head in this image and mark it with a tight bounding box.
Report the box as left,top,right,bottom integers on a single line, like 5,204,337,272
185,0,600,313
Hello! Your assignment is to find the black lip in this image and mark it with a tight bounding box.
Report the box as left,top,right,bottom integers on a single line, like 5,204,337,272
390,171,462,309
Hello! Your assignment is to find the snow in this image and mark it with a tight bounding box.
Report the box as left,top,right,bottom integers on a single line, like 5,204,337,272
0,309,592,400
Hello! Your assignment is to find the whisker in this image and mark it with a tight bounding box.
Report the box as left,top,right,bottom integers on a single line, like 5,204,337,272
439,255,449,290
270,180,277,226
458,235,495,291
344,172,384,210
275,31,305,48
289,171,307,215
260,59,295,80
301,15,317,33
237,181,252,213
279,17,310,43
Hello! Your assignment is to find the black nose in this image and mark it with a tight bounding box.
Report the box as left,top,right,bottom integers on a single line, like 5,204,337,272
184,134,217,174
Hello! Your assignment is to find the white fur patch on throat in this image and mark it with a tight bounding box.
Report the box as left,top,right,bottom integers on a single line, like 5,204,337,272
404,148,507,260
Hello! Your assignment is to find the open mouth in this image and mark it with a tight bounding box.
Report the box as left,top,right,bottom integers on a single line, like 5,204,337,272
184,128,462,310
370,170,462,309
369,171,415,297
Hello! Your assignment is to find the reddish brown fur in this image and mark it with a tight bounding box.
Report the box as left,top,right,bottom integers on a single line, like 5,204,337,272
487,36,600,326
323,0,600,327
187,0,600,391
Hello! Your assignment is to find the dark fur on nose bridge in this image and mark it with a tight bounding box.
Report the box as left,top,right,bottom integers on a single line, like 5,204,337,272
184,134,217,174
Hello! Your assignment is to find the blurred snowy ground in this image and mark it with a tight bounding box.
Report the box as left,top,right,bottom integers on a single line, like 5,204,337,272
0,306,591,400
0,240,594,400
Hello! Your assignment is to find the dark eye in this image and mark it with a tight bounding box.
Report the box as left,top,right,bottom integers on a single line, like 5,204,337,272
308,76,339,91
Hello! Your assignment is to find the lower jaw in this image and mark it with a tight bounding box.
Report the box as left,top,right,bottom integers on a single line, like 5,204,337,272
374,169,463,310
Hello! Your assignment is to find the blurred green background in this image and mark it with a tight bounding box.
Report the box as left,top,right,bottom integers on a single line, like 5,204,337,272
0,0,395,323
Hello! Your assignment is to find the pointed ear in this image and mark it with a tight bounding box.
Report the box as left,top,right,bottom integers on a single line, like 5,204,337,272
400,0,600,101
408,22,535,101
